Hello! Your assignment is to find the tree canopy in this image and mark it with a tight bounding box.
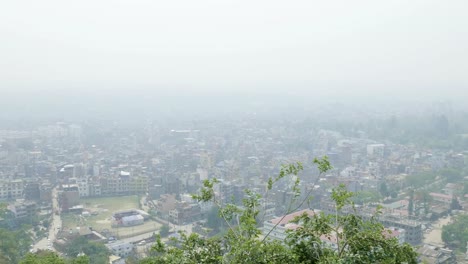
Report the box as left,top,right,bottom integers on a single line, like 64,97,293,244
442,215,468,251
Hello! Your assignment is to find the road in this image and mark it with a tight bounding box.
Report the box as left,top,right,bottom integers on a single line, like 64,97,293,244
32,187,62,252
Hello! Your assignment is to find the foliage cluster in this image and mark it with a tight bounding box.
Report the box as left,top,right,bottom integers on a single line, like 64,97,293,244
442,215,468,251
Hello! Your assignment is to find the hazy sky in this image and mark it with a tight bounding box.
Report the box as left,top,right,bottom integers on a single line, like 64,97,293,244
1,0,467,99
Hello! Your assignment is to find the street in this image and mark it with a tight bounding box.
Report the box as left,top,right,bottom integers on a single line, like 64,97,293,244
32,187,62,252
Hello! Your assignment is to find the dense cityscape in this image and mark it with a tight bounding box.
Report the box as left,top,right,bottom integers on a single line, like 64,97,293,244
1,101,468,263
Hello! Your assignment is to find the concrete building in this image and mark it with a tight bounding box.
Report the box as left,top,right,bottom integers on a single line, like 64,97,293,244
417,244,455,264
8,199,37,220
263,209,318,240
111,209,149,227
0,179,24,200
155,194,177,220
76,178,90,197
59,185,80,212
429,192,454,205
106,240,134,258
169,202,201,225
120,215,144,227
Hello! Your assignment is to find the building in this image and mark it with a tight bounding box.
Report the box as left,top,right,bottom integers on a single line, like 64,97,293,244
384,227,406,245
429,192,453,204
106,241,134,258
99,172,148,196
120,215,144,227
111,209,149,227
169,202,201,225
417,244,455,264
154,194,177,220
378,216,422,245
0,179,24,200
263,209,318,240
58,185,80,212
109,255,125,264
76,178,90,197
89,181,101,196
8,199,37,221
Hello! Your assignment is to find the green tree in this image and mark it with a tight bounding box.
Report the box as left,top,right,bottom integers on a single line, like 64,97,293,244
450,196,461,211
159,224,170,238
406,172,436,188
65,237,108,264
442,215,468,250
439,168,462,183
19,251,90,264
20,251,66,264
206,207,222,231
70,255,90,264
379,182,389,197
0,227,32,264
288,185,417,263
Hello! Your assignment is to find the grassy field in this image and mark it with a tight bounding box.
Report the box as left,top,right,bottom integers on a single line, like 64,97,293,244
61,195,162,238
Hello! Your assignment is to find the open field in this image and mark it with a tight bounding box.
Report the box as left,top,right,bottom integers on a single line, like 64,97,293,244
61,195,162,238
423,215,452,246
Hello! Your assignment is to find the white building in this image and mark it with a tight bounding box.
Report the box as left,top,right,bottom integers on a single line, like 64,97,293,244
106,241,134,257
121,215,144,226
69,178,89,197
0,179,24,200
263,209,318,240
77,178,90,197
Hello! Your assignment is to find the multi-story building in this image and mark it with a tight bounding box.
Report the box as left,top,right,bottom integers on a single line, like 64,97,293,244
89,181,101,197
8,199,37,220
106,241,134,258
129,176,148,194
77,178,90,197
69,177,90,197
417,244,455,264
262,209,317,241
155,194,177,220
169,202,201,225
0,179,24,200
100,171,148,196
59,185,80,212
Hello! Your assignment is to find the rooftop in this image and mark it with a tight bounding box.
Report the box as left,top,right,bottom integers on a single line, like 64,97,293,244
270,209,317,226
